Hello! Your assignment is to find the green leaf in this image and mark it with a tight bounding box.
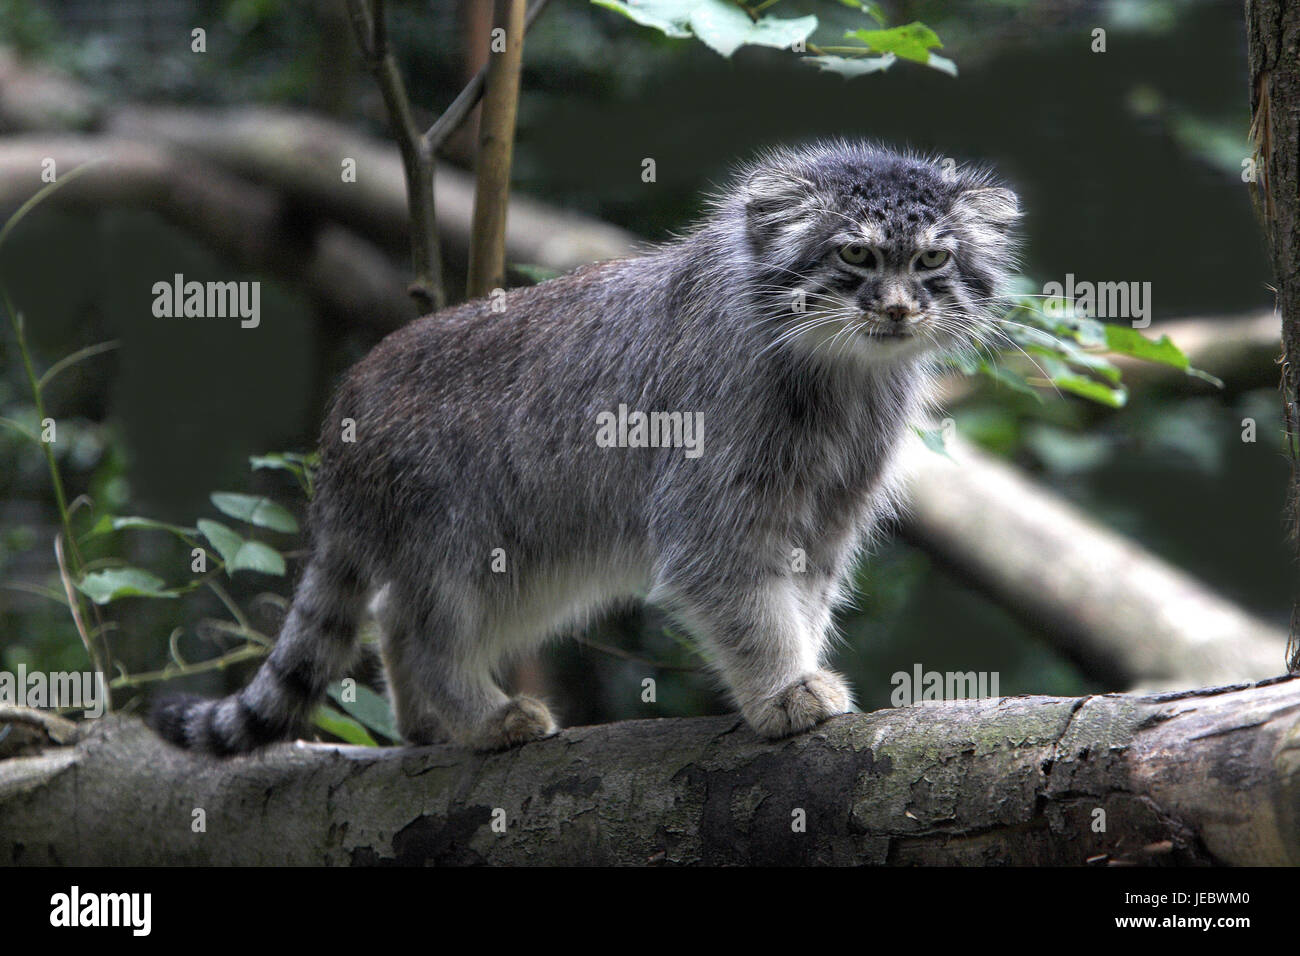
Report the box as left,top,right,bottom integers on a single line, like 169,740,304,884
1101,325,1188,369
250,451,318,498
913,425,952,459
925,52,958,77
327,682,399,742
249,452,312,475
1025,341,1122,385
77,567,180,604
509,263,563,284
727,12,817,54
1101,325,1221,387
1050,375,1128,408
591,0,693,38
978,361,1044,402
1023,424,1114,475
592,0,816,57
210,492,299,533
845,22,943,63
312,705,379,747
806,53,896,76
88,515,199,539
198,519,287,577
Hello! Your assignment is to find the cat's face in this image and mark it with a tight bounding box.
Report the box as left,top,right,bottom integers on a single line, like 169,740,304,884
743,144,1020,366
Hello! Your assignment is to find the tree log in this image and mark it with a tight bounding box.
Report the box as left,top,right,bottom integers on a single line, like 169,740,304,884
0,135,415,332
2,678,1297,865
106,105,634,275
902,436,1288,689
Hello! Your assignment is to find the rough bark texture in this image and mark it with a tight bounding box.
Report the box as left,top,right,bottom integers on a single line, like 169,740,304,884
1246,0,1300,673
2,679,1298,866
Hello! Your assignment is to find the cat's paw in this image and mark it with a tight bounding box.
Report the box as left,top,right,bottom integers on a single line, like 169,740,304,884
399,719,449,747
744,670,851,739
469,696,559,752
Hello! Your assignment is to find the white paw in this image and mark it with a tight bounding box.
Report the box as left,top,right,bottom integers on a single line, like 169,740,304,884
744,670,851,739
468,696,558,752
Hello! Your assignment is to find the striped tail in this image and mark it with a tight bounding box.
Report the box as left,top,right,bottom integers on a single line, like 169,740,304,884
149,548,369,755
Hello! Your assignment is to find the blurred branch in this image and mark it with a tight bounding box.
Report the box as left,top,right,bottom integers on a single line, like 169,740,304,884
0,135,415,332
104,107,634,276
901,434,1288,690
0,48,97,132
344,0,443,312
575,635,701,673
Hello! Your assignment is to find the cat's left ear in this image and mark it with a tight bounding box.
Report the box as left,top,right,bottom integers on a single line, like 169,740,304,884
955,187,1021,226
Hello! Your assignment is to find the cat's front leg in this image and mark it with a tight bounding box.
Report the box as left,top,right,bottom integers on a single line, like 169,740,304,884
657,571,852,738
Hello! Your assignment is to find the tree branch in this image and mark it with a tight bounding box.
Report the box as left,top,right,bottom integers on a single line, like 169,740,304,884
344,0,443,312
424,0,553,156
467,0,527,298
3,679,1298,864
901,434,1288,689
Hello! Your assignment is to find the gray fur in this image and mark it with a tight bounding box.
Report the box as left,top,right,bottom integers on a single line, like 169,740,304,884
149,140,1020,753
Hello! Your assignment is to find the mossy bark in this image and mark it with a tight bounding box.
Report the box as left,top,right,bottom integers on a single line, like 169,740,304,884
3,679,1298,866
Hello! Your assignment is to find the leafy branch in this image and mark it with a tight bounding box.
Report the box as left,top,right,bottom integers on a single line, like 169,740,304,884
594,0,957,77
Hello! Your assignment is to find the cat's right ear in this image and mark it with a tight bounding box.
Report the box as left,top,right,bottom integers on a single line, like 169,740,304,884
744,170,814,249
745,170,812,217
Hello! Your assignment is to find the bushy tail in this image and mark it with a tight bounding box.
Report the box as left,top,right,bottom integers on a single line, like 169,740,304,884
149,547,368,755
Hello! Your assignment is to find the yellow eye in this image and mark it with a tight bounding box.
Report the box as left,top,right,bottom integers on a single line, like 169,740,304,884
839,243,876,267
917,249,949,270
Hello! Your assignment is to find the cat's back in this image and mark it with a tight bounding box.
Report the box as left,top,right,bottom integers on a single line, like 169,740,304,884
346,257,652,402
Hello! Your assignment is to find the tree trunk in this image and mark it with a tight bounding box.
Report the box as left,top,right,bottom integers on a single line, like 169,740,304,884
1246,0,1300,672
3,679,1298,865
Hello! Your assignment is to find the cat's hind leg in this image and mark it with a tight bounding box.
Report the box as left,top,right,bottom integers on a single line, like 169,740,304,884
378,582,557,751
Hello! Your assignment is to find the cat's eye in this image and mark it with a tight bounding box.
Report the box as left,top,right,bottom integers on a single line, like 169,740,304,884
915,249,950,270
839,243,876,268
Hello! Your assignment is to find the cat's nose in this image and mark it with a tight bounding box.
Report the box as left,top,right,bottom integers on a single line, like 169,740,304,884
882,305,912,323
